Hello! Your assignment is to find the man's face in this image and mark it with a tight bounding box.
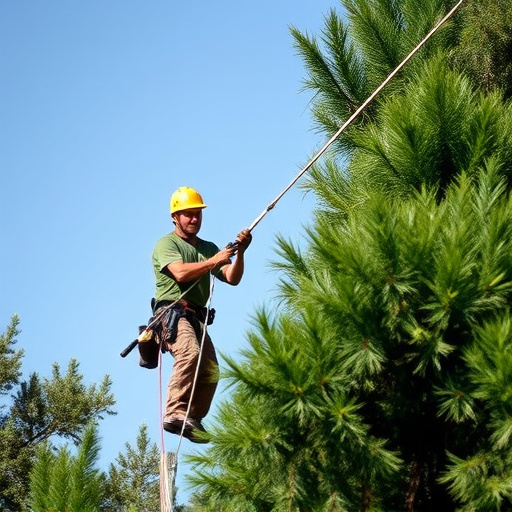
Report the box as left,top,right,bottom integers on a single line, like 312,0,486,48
174,208,203,236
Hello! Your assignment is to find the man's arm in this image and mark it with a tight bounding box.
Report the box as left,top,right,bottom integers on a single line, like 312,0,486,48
166,246,234,283
221,229,252,286
222,251,244,285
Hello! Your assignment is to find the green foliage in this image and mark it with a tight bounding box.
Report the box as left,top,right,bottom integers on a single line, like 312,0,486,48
28,423,106,511
290,0,460,154
188,308,403,511
28,421,168,512
306,55,512,224
188,164,512,511
104,423,161,511
184,1,512,509
452,0,512,98
29,437,55,511
0,317,116,511
439,313,512,510
350,55,512,200
0,314,24,401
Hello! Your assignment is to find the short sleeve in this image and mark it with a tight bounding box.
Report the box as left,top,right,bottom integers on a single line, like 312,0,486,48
153,236,182,272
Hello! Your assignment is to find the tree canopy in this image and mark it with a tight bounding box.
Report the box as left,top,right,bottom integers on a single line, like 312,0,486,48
0,316,116,510
185,0,512,510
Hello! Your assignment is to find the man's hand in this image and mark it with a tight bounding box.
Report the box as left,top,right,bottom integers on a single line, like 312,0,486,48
210,246,235,268
235,229,252,253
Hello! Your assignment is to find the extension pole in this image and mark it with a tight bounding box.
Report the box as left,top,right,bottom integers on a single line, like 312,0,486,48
247,0,464,232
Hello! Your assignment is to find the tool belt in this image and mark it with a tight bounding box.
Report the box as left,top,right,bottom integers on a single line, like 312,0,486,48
138,299,215,370
152,299,215,326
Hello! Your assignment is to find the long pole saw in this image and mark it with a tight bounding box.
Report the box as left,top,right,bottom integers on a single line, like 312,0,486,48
245,0,464,234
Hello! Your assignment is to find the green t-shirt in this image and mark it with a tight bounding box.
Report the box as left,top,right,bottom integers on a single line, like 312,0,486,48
152,232,224,307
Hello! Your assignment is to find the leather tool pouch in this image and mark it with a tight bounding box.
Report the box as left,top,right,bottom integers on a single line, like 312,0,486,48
138,325,159,370
138,304,186,369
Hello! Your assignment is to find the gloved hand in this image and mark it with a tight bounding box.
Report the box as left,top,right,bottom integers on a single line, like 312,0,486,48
235,229,252,252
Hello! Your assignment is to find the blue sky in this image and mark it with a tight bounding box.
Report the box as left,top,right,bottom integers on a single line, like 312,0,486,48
1,0,338,503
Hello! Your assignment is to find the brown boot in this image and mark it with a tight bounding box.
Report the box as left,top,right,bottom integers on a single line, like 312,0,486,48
163,416,209,444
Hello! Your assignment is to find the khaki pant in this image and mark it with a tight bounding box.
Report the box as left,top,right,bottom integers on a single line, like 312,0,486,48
164,317,219,421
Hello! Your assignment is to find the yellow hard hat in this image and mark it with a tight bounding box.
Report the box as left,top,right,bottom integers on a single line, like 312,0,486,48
170,186,207,214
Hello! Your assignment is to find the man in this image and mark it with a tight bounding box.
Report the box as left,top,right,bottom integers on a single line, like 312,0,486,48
152,186,252,443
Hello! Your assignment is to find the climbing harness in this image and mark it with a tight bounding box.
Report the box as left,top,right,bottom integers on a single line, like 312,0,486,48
120,279,201,360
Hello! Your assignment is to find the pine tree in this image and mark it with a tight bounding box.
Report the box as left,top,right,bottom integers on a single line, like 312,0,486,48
0,315,23,400
452,0,512,99
189,168,512,511
185,1,512,510
0,317,116,510
289,0,460,155
307,54,512,221
28,423,106,511
104,423,161,511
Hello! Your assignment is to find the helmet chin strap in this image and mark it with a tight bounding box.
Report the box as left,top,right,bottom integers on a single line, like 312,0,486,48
173,215,197,243
173,215,185,235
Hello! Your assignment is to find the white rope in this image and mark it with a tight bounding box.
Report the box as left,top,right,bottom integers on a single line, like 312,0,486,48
158,344,173,511
175,274,216,456
155,279,205,511
160,273,217,510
